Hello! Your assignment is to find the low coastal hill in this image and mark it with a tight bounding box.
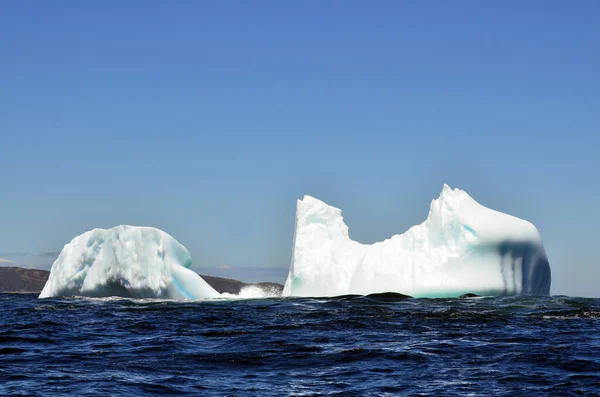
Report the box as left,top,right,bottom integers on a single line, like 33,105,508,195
0,267,49,293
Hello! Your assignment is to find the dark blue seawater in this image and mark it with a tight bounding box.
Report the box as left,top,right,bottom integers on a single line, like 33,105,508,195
1,294,599,396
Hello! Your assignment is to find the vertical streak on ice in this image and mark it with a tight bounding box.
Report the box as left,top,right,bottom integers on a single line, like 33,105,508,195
505,255,514,295
513,257,522,295
514,256,523,294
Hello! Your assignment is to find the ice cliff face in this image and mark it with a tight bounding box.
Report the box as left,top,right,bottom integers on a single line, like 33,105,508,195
39,225,220,300
282,185,551,298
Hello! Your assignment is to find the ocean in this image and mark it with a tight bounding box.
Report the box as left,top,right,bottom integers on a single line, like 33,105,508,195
1,294,599,396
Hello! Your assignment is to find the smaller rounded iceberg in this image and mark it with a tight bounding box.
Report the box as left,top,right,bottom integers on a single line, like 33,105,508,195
39,225,220,300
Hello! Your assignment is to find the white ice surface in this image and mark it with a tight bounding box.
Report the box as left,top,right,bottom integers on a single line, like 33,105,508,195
39,225,220,300
282,185,551,298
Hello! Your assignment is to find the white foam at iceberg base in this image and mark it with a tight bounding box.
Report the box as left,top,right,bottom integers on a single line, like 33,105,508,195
282,185,551,298
39,225,220,300
221,285,282,299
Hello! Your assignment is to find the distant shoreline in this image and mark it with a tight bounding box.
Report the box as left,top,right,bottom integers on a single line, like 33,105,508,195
0,266,283,295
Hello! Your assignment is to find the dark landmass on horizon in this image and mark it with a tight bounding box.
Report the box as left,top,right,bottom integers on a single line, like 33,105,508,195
0,266,284,295
0,267,49,293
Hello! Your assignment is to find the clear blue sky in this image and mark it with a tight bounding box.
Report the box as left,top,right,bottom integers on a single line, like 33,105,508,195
1,1,598,296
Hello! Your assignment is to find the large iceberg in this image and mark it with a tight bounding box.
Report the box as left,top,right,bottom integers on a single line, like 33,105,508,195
39,225,220,300
282,185,551,298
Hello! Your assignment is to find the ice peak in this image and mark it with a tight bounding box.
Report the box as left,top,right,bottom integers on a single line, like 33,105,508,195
300,195,327,205
437,184,469,202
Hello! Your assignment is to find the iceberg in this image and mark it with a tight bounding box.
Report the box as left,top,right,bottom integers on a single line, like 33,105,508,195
39,225,220,300
282,185,551,298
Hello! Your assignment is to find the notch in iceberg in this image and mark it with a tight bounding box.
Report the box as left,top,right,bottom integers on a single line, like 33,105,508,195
282,185,551,298
39,225,220,300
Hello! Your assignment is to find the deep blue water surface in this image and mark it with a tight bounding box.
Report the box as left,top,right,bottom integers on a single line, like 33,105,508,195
1,294,599,396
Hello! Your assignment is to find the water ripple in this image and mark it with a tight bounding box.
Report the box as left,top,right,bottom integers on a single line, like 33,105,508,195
0,294,599,396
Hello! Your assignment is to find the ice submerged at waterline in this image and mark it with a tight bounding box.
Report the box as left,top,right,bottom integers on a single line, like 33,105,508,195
39,185,551,300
